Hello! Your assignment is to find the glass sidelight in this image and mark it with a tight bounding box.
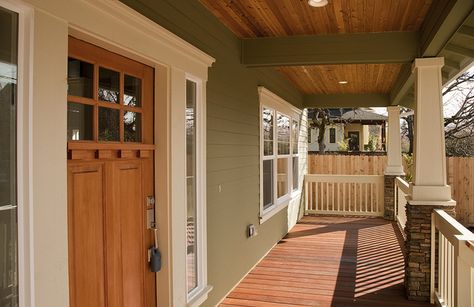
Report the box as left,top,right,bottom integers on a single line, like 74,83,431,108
185,79,198,293
0,6,19,307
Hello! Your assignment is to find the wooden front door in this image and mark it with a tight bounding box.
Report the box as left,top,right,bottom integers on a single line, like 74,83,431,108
66,37,156,307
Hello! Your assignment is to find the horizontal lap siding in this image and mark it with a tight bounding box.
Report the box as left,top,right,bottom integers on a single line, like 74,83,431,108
120,1,304,306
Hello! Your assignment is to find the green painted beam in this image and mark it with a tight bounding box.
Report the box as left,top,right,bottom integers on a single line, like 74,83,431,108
420,0,473,57
445,43,474,58
303,93,390,108
458,25,474,38
241,32,419,67
390,0,473,106
389,64,413,106
445,58,461,70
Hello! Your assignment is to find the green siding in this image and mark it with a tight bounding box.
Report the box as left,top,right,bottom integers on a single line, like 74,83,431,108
120,0,304,305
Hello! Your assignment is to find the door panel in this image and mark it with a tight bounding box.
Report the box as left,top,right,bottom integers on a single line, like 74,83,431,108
68,163,106,307
116,161,145,307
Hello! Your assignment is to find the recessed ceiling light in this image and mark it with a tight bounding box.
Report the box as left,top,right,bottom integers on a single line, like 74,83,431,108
308,0,328,7
339,80,348,84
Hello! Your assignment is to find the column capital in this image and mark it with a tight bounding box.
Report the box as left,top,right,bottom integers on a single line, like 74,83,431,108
412,57,444,72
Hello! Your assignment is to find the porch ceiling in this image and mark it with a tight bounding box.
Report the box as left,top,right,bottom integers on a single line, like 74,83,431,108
277,64,402,95
200,0,474,108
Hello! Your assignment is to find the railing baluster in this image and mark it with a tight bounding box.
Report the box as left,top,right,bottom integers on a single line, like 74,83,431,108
313,182,316,211
332,182,335,211
364,183,368,212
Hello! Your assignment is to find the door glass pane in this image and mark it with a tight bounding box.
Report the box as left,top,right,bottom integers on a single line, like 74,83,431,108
277,158,288,198
0,6,18,307
67,58,93,98
262,108,273,156
98,107,119,141
262,160,273,210
124,111,141,142
277,114,290,155
67,102,93,141
185,80,197,293
124,75,141,107
98,67,119,103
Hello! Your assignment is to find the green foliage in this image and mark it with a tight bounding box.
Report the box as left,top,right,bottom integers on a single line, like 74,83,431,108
367,135,378,152
337,139,349,151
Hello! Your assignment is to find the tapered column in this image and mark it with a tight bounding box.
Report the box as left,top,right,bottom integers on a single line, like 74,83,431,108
410,57,452,202
384,106,405,220
405,57,455,302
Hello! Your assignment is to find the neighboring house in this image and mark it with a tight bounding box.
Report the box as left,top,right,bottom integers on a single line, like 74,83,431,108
308,108,387,152
1,1,472,307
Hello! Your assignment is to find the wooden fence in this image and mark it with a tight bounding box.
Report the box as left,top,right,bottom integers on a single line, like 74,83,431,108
308,154,474,226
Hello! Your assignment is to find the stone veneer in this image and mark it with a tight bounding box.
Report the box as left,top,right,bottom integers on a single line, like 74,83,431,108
383,175,398,220
404,204,456,301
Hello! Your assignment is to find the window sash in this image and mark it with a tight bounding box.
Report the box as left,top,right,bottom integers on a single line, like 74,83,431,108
260,102,301,217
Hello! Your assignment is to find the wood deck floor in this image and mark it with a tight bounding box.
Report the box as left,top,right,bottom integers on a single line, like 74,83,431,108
220,216,433,307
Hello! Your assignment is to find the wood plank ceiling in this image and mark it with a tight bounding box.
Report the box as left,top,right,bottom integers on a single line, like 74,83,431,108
200,0,434,96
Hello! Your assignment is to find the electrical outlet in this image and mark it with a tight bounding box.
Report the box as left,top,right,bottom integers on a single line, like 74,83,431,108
247,224,257,238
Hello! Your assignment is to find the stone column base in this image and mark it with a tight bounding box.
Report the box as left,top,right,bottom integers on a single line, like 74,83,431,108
384,175,399,220
404,204,455,301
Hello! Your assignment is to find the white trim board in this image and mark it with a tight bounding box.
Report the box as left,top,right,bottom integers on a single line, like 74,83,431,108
7,0,215,306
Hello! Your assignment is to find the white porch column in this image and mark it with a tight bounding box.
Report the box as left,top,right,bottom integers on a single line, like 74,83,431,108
410,57,453,203
383,106,404,220
404,57,455,302
385,106,404,175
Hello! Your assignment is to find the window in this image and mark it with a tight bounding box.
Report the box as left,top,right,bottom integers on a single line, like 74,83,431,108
329,127,336,143
186,79,197,293
259,87,302,223
292,119,299,191
0,6,18,306
185,78,209,303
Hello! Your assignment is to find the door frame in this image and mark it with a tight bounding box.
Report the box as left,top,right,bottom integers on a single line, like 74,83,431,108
9,0,214,306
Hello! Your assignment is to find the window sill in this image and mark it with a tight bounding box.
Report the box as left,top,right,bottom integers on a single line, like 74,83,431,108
187,285,213,307
260,189,303,224
260,198,290,224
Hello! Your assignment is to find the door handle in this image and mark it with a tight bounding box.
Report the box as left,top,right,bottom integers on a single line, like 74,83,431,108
149,228,161,272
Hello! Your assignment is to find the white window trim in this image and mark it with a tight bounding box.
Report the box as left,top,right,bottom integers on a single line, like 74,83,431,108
258,87,302,224
0,1,35,307
185,74,212,307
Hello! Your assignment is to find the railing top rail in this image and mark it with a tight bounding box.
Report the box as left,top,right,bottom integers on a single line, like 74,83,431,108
395,177,410,194
304,174,384,184
433,209,474,245
305,174,384,178
305,174,384,179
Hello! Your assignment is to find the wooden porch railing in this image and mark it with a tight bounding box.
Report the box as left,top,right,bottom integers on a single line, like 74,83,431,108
431,209,474,307
304,174,384,216
395,176,409,236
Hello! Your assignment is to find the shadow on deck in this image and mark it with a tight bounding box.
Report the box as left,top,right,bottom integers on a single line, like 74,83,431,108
221,216,433,307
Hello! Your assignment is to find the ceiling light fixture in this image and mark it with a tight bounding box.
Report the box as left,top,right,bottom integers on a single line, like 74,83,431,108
308,0,328,7
338,80,348,84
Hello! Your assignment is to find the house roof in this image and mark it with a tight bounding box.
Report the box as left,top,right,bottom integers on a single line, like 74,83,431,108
200,0,474,109
341,109,387,121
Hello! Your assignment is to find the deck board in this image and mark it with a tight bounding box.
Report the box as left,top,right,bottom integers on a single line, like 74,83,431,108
220,216,433,307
